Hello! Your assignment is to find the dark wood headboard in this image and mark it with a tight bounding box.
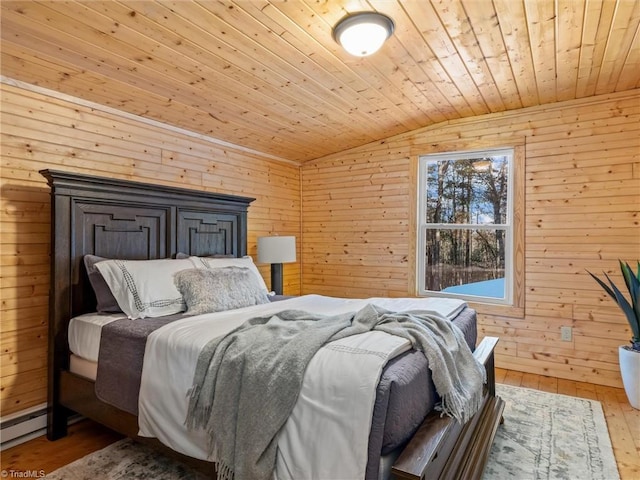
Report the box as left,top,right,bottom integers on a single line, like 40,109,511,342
40,169,254,437
41,169,255,318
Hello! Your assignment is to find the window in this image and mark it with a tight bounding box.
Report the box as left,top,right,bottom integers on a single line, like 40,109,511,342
417,148,514,304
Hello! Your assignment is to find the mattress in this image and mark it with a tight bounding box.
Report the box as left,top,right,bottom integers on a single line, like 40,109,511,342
69,354,98,380
68,295,468,365
67,295,470,381
68,312,126,362
68,295,477,480
133,295,477,480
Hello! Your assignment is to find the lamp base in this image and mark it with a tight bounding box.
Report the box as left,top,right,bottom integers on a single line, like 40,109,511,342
270,263,284,296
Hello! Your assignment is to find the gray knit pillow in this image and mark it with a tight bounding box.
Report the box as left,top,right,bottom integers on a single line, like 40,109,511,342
174,267,270,315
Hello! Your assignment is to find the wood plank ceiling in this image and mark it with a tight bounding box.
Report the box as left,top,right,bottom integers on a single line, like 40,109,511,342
1,0,639,163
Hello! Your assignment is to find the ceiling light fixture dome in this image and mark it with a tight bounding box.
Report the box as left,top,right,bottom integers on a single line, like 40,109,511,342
332,12,395,57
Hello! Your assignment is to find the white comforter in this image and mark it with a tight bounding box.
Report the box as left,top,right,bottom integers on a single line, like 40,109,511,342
137,294,466,479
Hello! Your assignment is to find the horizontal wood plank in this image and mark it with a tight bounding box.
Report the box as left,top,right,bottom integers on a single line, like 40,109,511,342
0,83,302,415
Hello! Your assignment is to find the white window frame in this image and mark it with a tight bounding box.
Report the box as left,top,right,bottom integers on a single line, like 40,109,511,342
417,147,515,305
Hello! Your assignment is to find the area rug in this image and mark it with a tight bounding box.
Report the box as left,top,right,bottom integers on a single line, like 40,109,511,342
44,439,210,480
482,384,619,480
44,385,619,480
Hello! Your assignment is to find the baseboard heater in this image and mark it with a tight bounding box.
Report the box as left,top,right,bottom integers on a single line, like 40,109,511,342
0,405,81,450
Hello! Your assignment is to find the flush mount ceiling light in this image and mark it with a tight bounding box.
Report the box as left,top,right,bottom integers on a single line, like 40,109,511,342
332,12,395,57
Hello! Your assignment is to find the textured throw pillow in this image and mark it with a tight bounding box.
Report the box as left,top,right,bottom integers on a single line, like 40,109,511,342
83,255,122,313
95,258,197,319
190,255,269,295
174,267,270,316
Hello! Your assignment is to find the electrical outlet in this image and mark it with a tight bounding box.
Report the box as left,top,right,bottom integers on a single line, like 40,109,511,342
560,326,572,342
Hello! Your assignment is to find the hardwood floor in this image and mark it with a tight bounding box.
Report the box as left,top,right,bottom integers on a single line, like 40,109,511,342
1,369,639,478
1,419,124,476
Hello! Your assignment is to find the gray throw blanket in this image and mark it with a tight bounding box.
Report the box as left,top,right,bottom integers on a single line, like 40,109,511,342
185,304,485,480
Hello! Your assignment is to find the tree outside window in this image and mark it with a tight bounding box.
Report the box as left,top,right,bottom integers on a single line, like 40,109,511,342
417,148,514,304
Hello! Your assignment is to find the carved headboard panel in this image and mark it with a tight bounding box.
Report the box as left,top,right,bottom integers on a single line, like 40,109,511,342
177,210,240,257
41,169,254,318
40,169,254,384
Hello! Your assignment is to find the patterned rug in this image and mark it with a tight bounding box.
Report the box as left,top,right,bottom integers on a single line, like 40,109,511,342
483,384,619,480
44,385,619,480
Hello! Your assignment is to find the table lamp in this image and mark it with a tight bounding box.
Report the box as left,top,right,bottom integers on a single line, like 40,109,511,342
257,236,296,295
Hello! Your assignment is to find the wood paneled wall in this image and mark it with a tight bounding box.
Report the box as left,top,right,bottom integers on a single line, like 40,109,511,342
0,81,301,416
301,89,640,389
1,79,637,417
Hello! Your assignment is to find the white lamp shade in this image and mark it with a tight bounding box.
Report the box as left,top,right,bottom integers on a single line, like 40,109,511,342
257,236,296,264
333,12,394,57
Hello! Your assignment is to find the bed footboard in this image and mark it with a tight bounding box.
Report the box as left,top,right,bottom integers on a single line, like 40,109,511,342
391,336,504,480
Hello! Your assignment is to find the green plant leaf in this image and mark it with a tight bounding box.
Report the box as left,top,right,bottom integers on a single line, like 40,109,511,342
587,270,617,303
609,267,640,342
635,261,640,322
588,262,640,345
620,261,640,339
587,270,616,301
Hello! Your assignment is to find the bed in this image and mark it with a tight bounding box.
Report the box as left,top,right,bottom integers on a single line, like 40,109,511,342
41,169,504,480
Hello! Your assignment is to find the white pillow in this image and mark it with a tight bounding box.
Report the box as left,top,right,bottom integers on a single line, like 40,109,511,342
189,255,269,294
95,258,197,319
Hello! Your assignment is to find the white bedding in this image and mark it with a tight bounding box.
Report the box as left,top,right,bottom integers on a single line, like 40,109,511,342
67,295,465,366
275,330,408,479
137,294,467,479
68,312,126,362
